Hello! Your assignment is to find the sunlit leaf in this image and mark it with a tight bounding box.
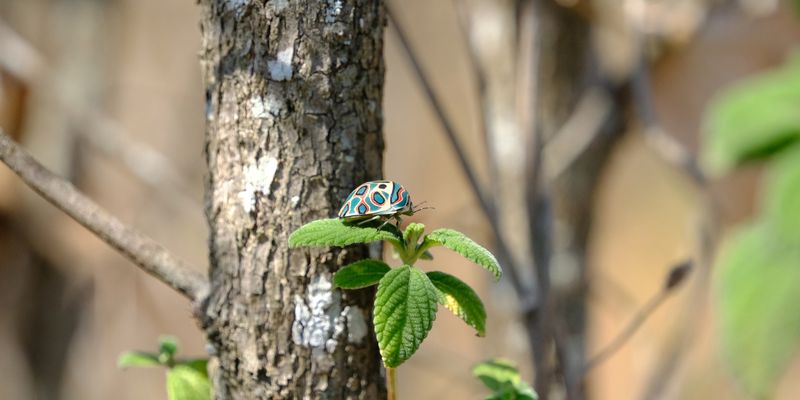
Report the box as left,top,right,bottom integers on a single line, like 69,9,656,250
374,265,438,367
424,229,502,280
473,358,537,400
702,57,800,173
716,223,800,397
166,359,211,400
289,218,402,247
763,145,800,242
118,351,160,368
427,271,486,336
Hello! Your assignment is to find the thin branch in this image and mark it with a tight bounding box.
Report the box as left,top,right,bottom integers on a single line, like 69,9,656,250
451,0,494,165
584,289,668,374
544,87,613,181
574,260,692,386
632,54,707,187
451,0,487,118
630,48,718,400
0,18,201,212
386,5,534,306
0,130,208,301
385,6,494,220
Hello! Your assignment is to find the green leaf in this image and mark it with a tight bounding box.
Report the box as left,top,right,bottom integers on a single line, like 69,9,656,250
374,265,439,367
702,57,800,173
333,259,391,289
424,229,502,281
419,250,434,260
473,359,537,400
289,218,402,248
403,222,426,244
159,336,179,357
716,223,800,398
166,360,211,400
763,144,800,242
473,359,522,391
427,271,487,336
118,351,160,368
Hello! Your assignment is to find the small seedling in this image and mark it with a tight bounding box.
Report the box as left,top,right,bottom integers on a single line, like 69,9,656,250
473,358,538,400
290,181,503,397
118,336,211,400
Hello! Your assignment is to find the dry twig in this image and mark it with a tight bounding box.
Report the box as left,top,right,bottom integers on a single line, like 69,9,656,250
575,261,692,388
0,130,208,301
385,5,533,303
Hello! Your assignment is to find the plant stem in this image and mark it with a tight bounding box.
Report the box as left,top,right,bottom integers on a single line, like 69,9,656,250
387,366,397,400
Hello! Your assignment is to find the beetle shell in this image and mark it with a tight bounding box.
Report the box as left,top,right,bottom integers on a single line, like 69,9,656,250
338,180,412,219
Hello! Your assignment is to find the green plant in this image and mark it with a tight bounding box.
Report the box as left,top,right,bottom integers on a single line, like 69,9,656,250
289,218,502,395
703,54,800,398
473,358,538,400
118,336,211,400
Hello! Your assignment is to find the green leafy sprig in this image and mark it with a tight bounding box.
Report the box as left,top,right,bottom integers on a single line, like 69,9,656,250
473,358,538,400
703,55,800,397
289,219,502,368
118,336,211,400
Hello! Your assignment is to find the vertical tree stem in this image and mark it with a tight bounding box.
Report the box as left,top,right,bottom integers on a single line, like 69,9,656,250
387,367,397,400
198,0,387,397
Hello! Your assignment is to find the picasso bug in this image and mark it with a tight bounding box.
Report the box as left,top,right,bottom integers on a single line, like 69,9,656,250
338,180,420,227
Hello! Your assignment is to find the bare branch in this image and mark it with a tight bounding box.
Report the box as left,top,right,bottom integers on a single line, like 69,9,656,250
451,0,493,161
385,6,494,220
574,260,692,386
544,87,613,181
0,18,201,212
0,130,208,301
386,5,534,307
515,0,559,396
632,55,707,187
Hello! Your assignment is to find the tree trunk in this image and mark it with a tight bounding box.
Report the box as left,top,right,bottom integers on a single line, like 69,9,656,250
534,2,622,398
197,0,386,398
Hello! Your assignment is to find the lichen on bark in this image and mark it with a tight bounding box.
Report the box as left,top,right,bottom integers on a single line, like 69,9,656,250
197,0,386,398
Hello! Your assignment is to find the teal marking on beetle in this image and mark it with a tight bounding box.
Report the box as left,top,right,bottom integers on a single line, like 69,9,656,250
338,180,416,226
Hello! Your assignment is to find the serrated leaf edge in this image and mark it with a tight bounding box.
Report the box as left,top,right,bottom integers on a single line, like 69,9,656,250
425,229,502,280
288,218,402,248
373,266,439,368
428,271,487,336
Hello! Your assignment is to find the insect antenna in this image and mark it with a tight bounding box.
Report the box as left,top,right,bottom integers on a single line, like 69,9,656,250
411,201,434,214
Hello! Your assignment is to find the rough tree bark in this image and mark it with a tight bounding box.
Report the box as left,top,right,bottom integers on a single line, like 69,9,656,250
197,0,386,398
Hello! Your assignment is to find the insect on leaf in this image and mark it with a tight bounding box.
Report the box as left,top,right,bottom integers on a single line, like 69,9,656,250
289,218,402,248
427,271,487,336
424,229,502,281
334,259,392,289
374,265,439,368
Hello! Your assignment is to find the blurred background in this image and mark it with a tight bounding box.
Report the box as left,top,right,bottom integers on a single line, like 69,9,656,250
0,0,798,399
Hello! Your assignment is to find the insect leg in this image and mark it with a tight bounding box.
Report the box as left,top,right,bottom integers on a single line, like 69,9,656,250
376,215,399,231
356,215,381,226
